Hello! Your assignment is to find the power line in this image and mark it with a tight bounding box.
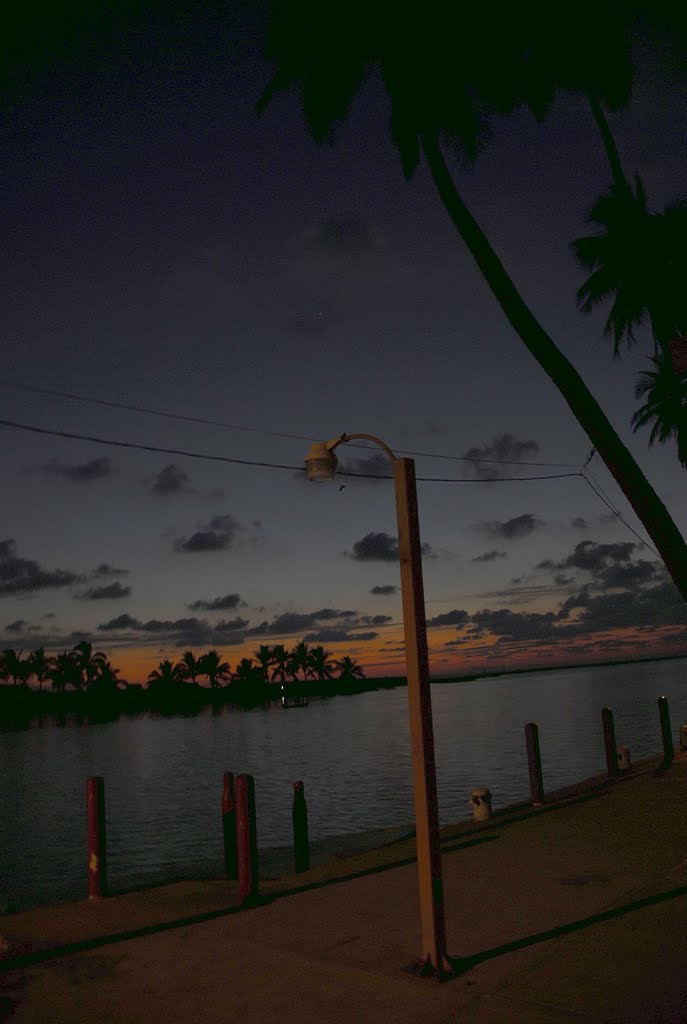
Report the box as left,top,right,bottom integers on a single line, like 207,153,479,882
0,416,583,483
0,380,580,468
580,469,659,556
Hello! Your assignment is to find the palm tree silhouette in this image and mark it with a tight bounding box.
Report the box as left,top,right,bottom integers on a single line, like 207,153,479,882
180,650,201,685
632,354,687,468
289,641,312,682
147,659,186,692
334,655,365,680
270,644,291,685
27,648,53,691
52,651,81,693
574,180,687,359
257,2,687,600
307,645,336,681
0,649,27,687
233,657,261,686
253,645,274,684
198,649,231,688
71,640,108,691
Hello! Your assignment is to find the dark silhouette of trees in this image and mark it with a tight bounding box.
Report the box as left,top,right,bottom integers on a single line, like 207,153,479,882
257,1,687,600
197,649,231,688
632,354,687,467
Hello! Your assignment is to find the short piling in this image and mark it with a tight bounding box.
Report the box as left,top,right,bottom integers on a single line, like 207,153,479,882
86,776,107,899
292,780,310,873
235,773,259,904
525,722,544,806
658,695,674,767
602,707,620,777
222,771,238,880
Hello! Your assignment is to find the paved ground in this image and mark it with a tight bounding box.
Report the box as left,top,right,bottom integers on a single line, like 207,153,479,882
2,753,687,1022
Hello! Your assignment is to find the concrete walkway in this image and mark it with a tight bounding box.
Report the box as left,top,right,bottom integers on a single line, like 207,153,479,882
2,753,687,1022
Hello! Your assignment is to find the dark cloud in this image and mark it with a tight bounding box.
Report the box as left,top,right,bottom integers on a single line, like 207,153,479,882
476,514,545,540
174,515,241,553
44,456,116,483
371,584,397,596
540,540,636,574
6,619,26,632
92,563,129,578
303,629,379,643
337,449,392,481
245,608,357,636
554,573,575,586
471,608,559,641
426,609,469,628
348,531,434,561
188,593,243,612
462,434,539,480
0,538,79,596
97,613,249,647
595,560,660,590
571,517,589,529
153,464,194,495
557,581,687,632
472,550,506,562
75,582,131,601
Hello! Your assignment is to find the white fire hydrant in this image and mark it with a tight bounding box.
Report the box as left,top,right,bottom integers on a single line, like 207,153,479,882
469,787,492,822
617,745,632,772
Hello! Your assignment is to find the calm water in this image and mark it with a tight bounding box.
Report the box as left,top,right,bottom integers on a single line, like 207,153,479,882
1,657,686,913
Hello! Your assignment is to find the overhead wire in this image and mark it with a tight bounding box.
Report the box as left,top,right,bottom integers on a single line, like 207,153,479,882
0,380,580,468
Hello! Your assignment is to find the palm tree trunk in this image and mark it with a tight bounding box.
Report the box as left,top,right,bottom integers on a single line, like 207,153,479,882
586,92,631,197
421,131,687,602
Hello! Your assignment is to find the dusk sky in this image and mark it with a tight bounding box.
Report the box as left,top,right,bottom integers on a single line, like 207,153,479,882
1,3,686,683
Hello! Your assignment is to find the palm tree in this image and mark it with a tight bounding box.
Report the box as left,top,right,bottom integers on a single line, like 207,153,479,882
632,354,687,468
574,181,687,358
89,658,122,696
307,646,336,681
71,640,108,691
270,644,291,685
258,2,687,601
27,648,53,691
289,641,312,682
253,645,274,684
51,650,82,693
0,649,28,687
198,649,231,688
180,650,201,685
233,657,261,686
146,659,186,692
334,655,366,680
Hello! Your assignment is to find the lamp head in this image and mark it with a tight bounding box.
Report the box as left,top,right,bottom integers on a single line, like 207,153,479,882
305,441,338,481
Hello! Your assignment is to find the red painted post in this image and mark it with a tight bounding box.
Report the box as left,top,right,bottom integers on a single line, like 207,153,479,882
235,774,259,904
292,780,310,873
525,723,544,806
86,776,107,899
222,772,238,880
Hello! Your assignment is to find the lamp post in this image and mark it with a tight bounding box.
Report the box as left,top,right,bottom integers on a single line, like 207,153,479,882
305,433,451,978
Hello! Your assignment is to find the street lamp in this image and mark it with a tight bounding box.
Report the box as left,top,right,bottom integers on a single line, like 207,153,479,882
305,433,452,978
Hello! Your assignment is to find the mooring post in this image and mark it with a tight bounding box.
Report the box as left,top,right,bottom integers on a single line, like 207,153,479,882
525,722,544,806
292,780,310,873
86,776,107,899
235,774,259,904
222,771,238,880
602,707,620,778
658,695,674,767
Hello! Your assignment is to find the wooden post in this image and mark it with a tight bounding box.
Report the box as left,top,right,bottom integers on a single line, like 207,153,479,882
235,774,259,904
86,776,107,899
602,707,620,777
394,457,449,977
222,772,238,880
292,780,310,873
658,695,674,767
525,723,544,806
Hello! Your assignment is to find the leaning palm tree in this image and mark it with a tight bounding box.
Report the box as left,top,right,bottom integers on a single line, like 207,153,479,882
334,655,366,680
632,354,687,469
257,1,687,601
307,646,336,681
198,649,231,688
